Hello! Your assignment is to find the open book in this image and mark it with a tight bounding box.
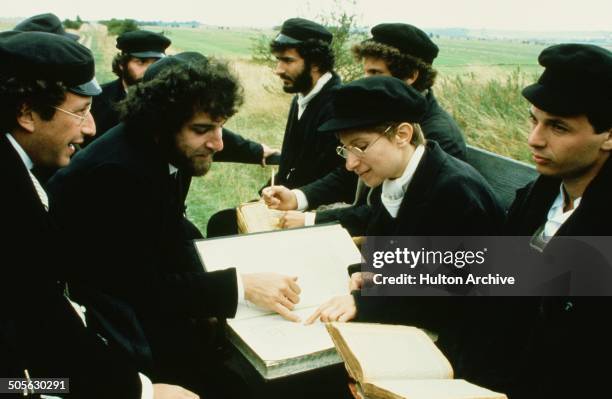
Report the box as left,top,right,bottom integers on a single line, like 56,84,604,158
194,224,362,378
236,201,284,233
327,322,507,399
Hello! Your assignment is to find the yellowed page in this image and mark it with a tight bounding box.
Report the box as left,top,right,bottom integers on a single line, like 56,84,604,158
331,323,453,381
367,379,507,399
238,201,283,233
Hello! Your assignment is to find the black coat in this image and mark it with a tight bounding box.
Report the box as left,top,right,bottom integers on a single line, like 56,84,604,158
47,124,239,385
89,78,125,143
348,142,527,396
502,156,612,398
0,134,147,398
272,73,343,189
306,90,467,224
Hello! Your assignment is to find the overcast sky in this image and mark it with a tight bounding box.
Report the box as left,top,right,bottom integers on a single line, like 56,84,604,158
6,0,612,31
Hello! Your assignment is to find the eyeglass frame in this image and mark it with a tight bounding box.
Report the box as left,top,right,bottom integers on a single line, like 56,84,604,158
336,124,396,159
53,105,92,127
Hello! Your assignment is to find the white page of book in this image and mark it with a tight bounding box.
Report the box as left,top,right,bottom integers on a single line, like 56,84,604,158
338,324,453,380
195,224,362,320
372,379,507,399
228,307,335,362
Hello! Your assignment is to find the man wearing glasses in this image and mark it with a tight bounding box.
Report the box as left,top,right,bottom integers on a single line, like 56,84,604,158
0,30,197,398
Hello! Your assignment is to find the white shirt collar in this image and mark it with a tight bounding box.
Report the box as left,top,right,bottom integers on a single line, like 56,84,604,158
297,72,332,119
5,133,33,171
543,184,582,237
168,163,178,175
381,144,426,218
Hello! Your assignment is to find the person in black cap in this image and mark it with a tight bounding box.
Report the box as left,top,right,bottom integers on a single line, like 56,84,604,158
206,17,343,237
503,43,612,398
89,29,171,140
0,30,197,398
262,22,466,234
14,12,80,40
47,52,301,398
304,74,501,319
303,76,506,396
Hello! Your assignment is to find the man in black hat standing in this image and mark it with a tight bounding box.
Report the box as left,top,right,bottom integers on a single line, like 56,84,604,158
503,43,612,398
0,30,197,399
262,23,466,234
89,30,171,140
207,17,343,237
14,12,80,40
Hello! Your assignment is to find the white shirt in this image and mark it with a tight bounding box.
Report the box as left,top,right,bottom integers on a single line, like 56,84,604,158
297,72,332,119
543,184,582,238
381,144,426,218
5,133,153,399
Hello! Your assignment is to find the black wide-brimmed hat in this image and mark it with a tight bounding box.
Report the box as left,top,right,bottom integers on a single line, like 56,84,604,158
274,18,332,45
522,43,612,117
318,76,428,133
14,13,80,41
367,23,439,64
0,30,101,96
116,30,171,59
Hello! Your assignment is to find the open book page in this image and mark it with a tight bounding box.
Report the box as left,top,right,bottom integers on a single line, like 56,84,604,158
228,307,334,362
329,323,453,382
195,224,362,320
237,201,284,233
366,379,507,399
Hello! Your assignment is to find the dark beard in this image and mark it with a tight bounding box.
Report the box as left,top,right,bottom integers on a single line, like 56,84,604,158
282,64,313,94
122,69,142,87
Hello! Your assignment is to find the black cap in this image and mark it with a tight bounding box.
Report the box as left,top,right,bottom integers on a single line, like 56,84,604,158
274,18,332,45
116,30,171,58
318,76,428,133
14,13,80,41
143,51,208,82
368,23,439,64
522,43,612,116
0,31,101,96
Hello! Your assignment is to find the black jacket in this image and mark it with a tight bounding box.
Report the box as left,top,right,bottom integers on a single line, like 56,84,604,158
47,124,239,384
0,133,147,398
272,73,343,189
306,89,466,222
502,156,612,398
349,141,522,396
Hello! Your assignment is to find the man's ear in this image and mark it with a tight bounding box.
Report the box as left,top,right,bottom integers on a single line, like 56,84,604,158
405,70,419,86
600,130,612,151
394,123,414,147
16,104,36,133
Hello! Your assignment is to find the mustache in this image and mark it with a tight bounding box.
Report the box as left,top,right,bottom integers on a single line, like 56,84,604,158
279,73,293,82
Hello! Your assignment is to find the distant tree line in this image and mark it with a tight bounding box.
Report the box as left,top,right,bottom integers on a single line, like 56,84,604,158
63,16,84,30
100,18,139,36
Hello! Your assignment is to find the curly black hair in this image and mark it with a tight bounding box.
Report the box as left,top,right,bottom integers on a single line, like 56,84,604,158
270,39,335,73
111,53,131,79
0,77,66,131
117,59,243,141
352,40,437,92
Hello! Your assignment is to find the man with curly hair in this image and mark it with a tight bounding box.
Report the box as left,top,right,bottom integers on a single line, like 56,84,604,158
263,23,467,235
47,55,301,398
0,30,198,399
